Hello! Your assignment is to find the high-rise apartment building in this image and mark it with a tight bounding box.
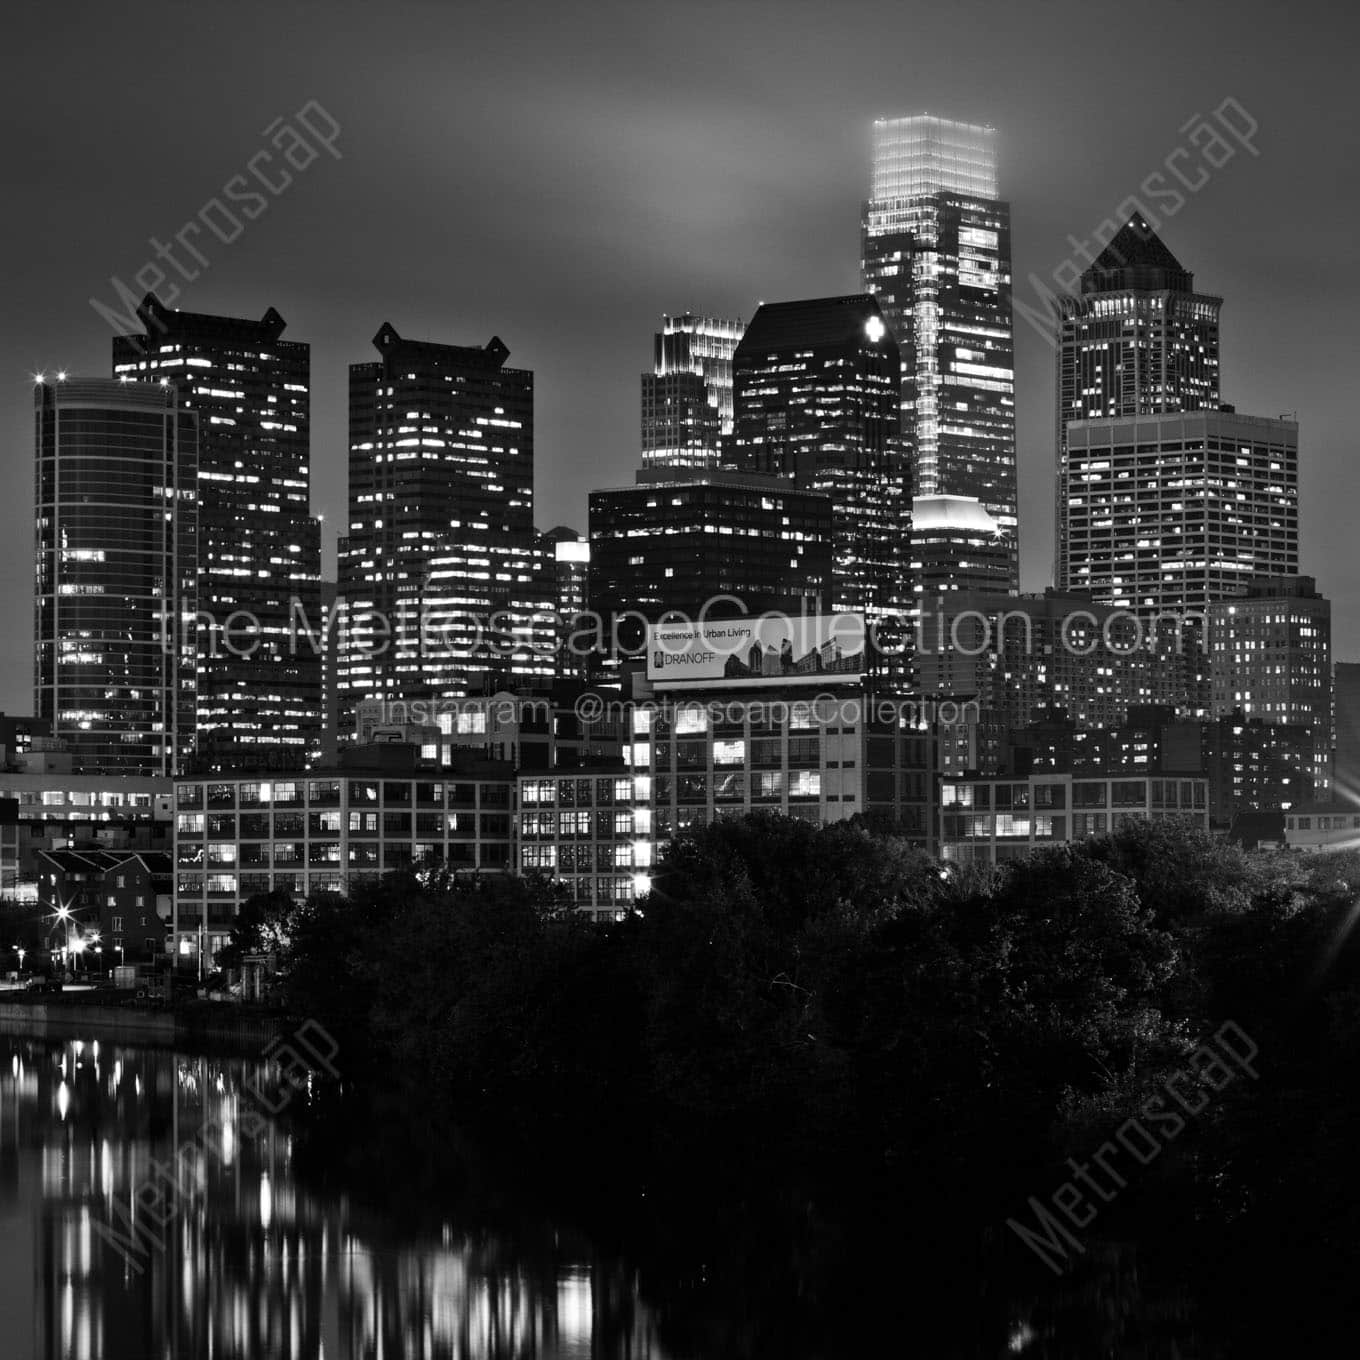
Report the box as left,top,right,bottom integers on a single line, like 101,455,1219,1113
1209,575,1331,796
640,312,743,470
34,377,198,776
862,114,1017,581
338,323,547,722
1055,217,1223,581
1060,410,1298,613
728,295,907,624
113,297,322,768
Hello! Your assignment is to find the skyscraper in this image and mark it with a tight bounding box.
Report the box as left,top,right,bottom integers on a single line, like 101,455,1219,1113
1060,410,1298,612
338,323,545,720
588,469,834,644
34,377,198,775
728,295,906,624
1055,216,1223,582
862,114,1017,581
909,495,1013,602
640,312,744,470
113,297,322,768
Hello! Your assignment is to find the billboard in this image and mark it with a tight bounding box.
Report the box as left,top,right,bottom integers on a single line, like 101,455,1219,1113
647,613,866,688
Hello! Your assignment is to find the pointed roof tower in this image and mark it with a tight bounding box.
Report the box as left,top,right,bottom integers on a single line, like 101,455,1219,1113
1081,215,1195,294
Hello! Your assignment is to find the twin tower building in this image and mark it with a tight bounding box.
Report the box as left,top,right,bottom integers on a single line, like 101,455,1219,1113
35,115,1298,777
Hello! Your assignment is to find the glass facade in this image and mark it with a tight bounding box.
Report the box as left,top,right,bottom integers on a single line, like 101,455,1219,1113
587,469,835,657
338,324,552,725
113,299,322,768
862,116,1017,586
640,312,744,470
34,378,198,776
728,296,908,625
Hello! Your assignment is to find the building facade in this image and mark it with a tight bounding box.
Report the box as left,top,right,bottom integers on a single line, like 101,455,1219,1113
34,377,198,776
728,295,908,624
1208,575,1331,796
172,752,515,964
587,469,835,662
1282,803,1360,853
941,770,1210,865
338,323,547,723
1059,410,1298,613
517,766,652,920
113,297,323,768
641,312,744,471
862,114,1017,582
1054,215,1222,584
909,494,1014,603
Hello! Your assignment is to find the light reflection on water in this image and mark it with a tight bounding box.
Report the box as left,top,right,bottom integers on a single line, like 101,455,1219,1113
0,1035,666,1360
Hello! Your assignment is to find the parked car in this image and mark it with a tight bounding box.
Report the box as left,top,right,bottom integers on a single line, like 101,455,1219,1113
25,976,62,994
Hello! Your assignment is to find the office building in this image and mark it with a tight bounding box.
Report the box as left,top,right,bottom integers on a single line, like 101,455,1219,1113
113,297,322,768
588,469,835,660
909,494,1013,602
862,114,1017,581
1059,410,1298,613
34,377,198,776
537,527,590,682
1055,216,1223,582
641,312,744,470
517,766,653,919
638,616,934,849
1209,575,1331,794
338,323,546,723
728,295,907,623
172,748,515,964
940,769,1210,865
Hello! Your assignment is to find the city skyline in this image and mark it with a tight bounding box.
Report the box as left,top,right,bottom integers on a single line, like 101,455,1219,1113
3,0,1355,727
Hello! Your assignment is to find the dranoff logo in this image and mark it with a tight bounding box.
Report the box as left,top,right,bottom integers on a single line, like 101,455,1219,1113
654,648,716,668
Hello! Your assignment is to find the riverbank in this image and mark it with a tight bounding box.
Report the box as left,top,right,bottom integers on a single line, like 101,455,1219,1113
0,999,289,1052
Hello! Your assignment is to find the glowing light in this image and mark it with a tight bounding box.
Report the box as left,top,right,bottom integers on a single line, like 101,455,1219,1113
865,315,886,343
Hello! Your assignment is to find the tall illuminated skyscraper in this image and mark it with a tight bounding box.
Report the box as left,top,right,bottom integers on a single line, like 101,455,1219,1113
113,298,322,768
338,323,551,724
1055,216,1222,585
34,377,198,775
861,114,1017,583
641,312,744,470
729,295,906,623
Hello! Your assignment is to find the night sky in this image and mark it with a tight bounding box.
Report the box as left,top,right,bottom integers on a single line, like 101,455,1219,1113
3,0,1355,714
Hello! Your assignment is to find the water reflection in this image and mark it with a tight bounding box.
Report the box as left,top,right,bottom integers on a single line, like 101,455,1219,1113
0,1035,667,1360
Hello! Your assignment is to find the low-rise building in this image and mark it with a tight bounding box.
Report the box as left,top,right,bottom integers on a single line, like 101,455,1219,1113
516,766,652,920
172,747,515,966
1282,802,1360,853
940,771,1210,865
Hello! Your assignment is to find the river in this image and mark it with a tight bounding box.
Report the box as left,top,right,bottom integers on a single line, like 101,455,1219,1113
0,1031,673,1359
0,1029,1279,1358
